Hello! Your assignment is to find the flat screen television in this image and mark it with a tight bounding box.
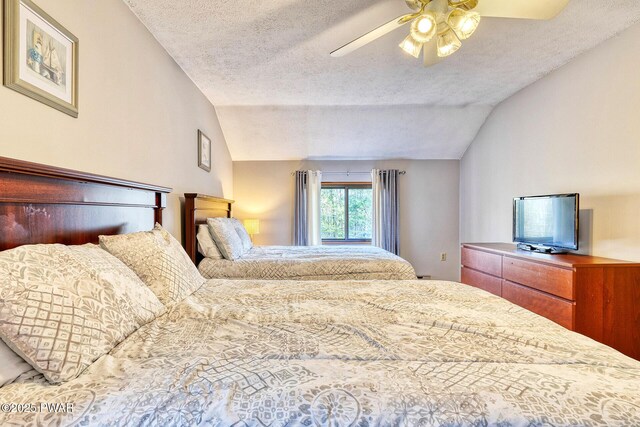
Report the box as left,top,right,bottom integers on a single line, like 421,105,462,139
513,193,579,253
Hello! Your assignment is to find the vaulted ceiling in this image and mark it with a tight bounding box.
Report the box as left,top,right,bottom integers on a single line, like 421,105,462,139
124,0,640,160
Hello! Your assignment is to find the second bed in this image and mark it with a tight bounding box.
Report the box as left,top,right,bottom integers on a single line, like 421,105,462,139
184,193,417,280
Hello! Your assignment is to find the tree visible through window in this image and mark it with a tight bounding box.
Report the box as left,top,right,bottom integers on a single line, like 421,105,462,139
321,183,372,242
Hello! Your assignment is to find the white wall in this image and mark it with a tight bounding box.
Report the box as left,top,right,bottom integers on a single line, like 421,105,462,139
461,23,640,262
0,0,233,240
233,160,460,280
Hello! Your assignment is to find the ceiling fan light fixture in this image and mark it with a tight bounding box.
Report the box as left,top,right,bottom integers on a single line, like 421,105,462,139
437,27,461,57
410,12,437,43
330,0,571,66
447,8,481,40
399,34,423,58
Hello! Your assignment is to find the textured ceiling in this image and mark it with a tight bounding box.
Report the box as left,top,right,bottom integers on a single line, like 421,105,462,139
124,0,640,160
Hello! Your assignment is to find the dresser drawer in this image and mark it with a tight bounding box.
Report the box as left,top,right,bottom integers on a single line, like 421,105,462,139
502,280,575,329
461,267,502,296
461,247,502,277
503,257,574,300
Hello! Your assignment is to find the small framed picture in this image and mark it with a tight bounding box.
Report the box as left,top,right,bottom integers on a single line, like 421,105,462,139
198,130,211,172
3,0,79,117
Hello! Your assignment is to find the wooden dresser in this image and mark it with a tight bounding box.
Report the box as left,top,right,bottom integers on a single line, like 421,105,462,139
461,243,640,360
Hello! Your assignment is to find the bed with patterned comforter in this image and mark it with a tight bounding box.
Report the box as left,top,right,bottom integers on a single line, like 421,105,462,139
198,245,417,280
1,279,639,426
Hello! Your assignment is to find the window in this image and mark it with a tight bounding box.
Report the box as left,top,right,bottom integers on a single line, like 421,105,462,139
321,183,372,242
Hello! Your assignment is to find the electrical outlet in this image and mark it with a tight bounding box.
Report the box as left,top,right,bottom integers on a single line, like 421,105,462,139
440,252,447,262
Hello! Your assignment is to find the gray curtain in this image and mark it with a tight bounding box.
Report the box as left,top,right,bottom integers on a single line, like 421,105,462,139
293,171,308,246
375,169,400,255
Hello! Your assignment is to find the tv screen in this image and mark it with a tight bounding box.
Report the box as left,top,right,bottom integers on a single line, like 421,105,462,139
513,194,579,251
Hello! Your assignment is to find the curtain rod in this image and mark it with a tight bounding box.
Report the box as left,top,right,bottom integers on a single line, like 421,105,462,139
291,171,406,176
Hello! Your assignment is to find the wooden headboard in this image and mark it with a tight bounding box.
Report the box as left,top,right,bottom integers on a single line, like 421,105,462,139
184,193,234,264
0,156,171,250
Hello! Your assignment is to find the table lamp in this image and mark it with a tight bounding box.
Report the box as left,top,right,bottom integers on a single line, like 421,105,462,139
243,219,260,241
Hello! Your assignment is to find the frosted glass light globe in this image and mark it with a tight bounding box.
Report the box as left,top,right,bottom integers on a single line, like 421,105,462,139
448,9,481,40
437,28,462,57
410,13,437,43
399,34,422,58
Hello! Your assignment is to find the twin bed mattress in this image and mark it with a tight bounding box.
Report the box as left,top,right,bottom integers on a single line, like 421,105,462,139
2,278,638,426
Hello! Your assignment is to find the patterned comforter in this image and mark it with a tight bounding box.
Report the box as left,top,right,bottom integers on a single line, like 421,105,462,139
1,279,639,426
198,245,417,280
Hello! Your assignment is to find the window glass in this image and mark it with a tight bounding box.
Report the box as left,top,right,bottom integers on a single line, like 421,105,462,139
320,188,345,239
348,188,372,239
321,185,372,241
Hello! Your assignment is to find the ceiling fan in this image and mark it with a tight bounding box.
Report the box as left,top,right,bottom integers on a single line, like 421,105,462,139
330,0,571,66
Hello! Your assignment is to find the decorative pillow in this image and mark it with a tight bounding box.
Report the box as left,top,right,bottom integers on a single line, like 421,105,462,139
197,224,223,259
0,244,165,384
0,340,34,387
231,218,253,252
207,218,245,260
100,224,205,307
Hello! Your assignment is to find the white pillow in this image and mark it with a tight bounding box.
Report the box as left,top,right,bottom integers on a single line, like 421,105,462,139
231,218,253,252
207,218,245,260
100,224,205,307
197,225,223,259
0,340,33,387
0,244,165,383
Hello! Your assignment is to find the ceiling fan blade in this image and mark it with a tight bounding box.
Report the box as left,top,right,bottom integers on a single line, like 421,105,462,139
473,0,571,20
330,15,412,57
423,39,442,67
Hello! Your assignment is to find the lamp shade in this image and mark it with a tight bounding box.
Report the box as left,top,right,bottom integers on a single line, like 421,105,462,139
410,12,437,43
447,8,480,40
437,28,462,57
399,34,422,58
243,219,260,235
